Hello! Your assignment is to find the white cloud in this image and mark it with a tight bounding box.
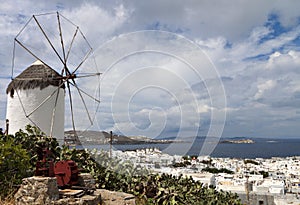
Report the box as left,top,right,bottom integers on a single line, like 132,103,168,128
62,3,130,45
0,1,299,138
254,80,276,100
267,50,300,73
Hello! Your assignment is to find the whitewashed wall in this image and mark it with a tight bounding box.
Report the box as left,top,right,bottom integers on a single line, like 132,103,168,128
6,86,65,140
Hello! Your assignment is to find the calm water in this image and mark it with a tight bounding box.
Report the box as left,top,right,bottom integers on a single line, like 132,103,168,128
81,137,300,159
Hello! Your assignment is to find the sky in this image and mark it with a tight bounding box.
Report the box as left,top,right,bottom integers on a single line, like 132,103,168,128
0,0,300,139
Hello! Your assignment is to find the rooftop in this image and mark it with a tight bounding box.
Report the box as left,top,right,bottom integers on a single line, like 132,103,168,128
6,60,65,94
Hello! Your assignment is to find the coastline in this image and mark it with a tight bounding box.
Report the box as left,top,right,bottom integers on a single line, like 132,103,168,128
220,139,255,144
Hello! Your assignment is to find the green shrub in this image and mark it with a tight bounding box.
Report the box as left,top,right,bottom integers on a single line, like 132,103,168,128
0,135,30,197
244,159,259,165
249,170,269,178
0,125,60,198
14,125,61,169
202,167,234,174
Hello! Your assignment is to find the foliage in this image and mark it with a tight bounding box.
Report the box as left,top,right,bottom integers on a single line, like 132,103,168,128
199,159,213,165
138,173,241,205
0,125,60,198
63,148,241,204
250,170,269,178
14,125,61,169
244,159,259,165
259,170,269,178
202,167,234,174
172,161,191,168
0,125,241,204
0,134,30,198
182,156,189,160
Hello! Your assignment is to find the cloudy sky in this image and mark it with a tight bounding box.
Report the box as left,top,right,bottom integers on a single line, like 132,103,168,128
0,0,300,139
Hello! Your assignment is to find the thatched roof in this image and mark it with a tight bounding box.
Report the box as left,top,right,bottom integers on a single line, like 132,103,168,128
6,61,65,95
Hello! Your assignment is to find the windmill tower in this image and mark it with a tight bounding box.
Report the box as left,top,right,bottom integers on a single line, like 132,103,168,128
6,12,101,143
6,60,65,138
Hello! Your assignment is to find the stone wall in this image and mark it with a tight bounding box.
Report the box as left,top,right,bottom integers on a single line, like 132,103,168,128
78,173,96,190
14,176,59,205
14,176,136,205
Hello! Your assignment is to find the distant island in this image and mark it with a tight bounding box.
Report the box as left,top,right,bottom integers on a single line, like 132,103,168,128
220,139,255,144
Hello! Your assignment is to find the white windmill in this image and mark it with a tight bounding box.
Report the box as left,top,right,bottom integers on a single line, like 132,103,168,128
5,12,101,143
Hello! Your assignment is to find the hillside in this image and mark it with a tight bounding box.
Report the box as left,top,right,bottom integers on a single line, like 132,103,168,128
64,130,177,145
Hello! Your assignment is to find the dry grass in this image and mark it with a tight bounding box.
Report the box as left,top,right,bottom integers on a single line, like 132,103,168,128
0,190,17,205
0,197,14,205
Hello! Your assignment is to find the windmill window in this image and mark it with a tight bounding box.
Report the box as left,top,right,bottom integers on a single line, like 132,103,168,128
10,89,14,98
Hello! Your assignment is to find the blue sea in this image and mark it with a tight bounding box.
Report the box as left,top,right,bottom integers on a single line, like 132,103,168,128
81,137,300,159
